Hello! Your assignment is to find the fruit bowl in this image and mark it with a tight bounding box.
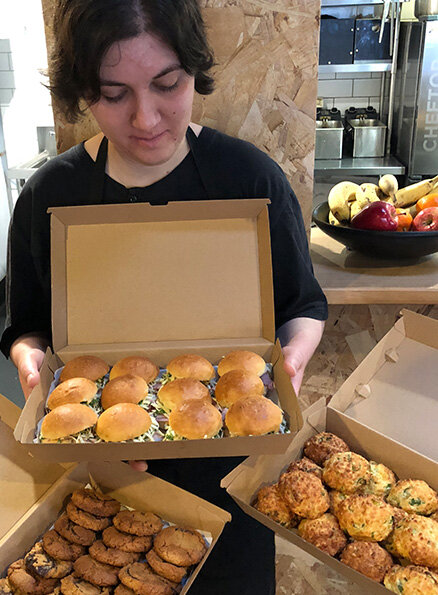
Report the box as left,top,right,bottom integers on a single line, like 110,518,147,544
312,202,438,259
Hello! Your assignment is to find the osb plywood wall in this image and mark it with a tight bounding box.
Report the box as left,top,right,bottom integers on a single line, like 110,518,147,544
40,0,320,226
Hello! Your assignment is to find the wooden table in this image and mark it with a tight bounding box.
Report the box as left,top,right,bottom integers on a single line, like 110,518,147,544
310,228,438,304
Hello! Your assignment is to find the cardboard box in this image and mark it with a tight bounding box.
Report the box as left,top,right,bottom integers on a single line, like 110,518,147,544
221,310,438,593
0,395,231,593
14,199,301,462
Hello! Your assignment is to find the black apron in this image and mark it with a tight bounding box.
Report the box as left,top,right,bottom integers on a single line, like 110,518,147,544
88,133,276,595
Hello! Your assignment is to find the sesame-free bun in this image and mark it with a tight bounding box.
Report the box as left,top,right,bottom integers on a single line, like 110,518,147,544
101,374,148,410
169,401,222,440
225,396,282,436
47,377,97,410
41,404,98,440
109,356,159,383
214,369,264,408
157,378,211,412
217,350,266,377
166,354,215,381
59,356,109,383
96,403,152,442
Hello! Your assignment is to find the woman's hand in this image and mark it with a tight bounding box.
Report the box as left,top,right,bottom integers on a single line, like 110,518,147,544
129,461,148,472
10,334,49,400
277,317,325,395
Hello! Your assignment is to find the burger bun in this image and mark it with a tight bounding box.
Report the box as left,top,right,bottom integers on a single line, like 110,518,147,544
225,396,283,436
166,354,215,381
169,401,222,440
217,350,266,377
157,378,211,412
109,356,158,383
59,356,109,383
96,403,152,442
47,377,97,410
215,369,264,408
101,374,148,410
41,404,98,440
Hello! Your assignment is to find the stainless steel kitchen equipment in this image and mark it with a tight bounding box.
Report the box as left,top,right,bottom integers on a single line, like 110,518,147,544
415,0,438,19
346,118,387,157
392,19,438,179
315,120,344,159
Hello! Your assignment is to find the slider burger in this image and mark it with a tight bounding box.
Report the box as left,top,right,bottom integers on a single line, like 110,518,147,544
225,395,283,436
217,350,266,377
168,400,222,440
96,403,152,442
101,374,148,410
214,369,264,408
109,356,158,384
166,354,215,382
40,404,98,442
47,377,97,410
59,355,109,383
157,378,211,412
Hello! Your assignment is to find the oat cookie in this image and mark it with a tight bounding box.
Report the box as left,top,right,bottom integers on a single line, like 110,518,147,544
114,586,135,595
71,489,120,518
8,559,58,595
73,556,119,588
60,574,110,595
153,527,207,567
146,549,187,583
89,540,140,567
113,511,163,536
66,501,112,531
102,526,152,553
25,543,72,579
42,530,86,562
54,514,96,547
119,563,177,595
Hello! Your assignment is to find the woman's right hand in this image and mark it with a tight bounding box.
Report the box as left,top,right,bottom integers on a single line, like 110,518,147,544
10,334,49,400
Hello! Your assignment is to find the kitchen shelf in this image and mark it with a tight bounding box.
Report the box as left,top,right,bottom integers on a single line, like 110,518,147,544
318,62,392,73
314,155,405,176
321,0,407,6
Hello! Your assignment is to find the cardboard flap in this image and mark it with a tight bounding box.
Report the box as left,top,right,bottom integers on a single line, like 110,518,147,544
50,199,275,352
330,310,438,461
0,395,65,540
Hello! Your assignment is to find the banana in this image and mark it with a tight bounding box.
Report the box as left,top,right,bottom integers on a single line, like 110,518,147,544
328,181,359,223
394,175,438,207
379,175,398,200
328,211,342,226
350,187,379,219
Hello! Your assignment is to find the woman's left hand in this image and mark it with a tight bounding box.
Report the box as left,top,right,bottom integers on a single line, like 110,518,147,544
277,317,325,395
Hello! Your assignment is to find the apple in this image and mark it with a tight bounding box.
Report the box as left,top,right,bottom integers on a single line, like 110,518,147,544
412,207,438,231
350,201,397,231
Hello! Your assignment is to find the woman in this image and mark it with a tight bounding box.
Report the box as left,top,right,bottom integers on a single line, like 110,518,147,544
1,1,327,592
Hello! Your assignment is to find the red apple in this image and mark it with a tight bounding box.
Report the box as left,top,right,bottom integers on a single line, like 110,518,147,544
412,207,438,231
350,201,397,231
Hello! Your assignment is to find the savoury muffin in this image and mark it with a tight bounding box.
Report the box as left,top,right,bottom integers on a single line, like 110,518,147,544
431,511,438,523
297,513,347,556
337,494,394,541
322,452,371,494
387,479,438,516
303,432,349,466
384,565,438,594
382,507,413,557
329,491,351,518
286,457,323,480
278,470,330,519
391,514,438,568
340,541,393,583
364,461,396,498
253,484,299,528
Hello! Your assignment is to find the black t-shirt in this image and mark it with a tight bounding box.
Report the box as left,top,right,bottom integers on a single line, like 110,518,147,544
1,126,327,357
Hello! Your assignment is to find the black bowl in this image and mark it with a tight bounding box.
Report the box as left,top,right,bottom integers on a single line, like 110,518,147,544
312,202,438,259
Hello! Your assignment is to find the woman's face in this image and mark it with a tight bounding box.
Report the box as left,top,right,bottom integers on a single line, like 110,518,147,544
89,33,195,167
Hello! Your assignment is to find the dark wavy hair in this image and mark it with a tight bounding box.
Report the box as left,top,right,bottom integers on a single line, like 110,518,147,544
49,0,215,122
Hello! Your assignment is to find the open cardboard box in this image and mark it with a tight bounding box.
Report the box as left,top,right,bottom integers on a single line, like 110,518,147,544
221,397,438,594
0,394,231,593
14,199,301,462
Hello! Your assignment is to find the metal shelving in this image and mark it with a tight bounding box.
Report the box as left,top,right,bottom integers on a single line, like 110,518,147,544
318,62,392,73
314,155,405,175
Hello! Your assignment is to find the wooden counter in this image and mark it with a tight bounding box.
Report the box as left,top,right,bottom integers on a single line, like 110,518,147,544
310,228,438,304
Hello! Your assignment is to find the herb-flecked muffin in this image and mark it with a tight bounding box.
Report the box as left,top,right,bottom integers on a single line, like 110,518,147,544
253,484,299,528
303,432,349,466
340,541,393,583
297,513,347,556
286,457,323,480
336,494,394,541
387,479,438,516
322,452,371,494
329,491,351,518
383,565,438,594
363,461,396,498
278,470,330,519
390,514,438,568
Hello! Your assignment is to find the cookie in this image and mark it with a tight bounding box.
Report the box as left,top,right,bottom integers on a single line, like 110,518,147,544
60,575,110,595
102,526,152,553
0,579,15,595
73,556,119,588
146,549,187,583
119,563,177,595
114,586,135,595
25,543,72,579
71,489,120,518
54,514,96,547
89,541,140,567
153,527,207,566
66,502,112,532
113,511,163,536
42,530,86,562
8,559,59,595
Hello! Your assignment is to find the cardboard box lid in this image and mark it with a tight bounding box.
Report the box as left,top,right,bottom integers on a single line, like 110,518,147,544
0,394,65,539
329,309,438,462
49,199,275,354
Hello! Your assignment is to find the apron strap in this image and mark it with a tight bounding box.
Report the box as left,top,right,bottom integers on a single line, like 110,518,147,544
87,135,108,204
